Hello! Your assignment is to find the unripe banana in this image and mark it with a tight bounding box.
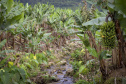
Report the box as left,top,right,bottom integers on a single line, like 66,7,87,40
100,21,116,48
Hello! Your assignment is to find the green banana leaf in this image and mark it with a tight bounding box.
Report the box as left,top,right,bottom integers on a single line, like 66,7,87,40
82,17,106,26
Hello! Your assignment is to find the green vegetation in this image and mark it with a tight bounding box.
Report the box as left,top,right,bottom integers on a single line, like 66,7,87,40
0,66,31,84
75,79,93,84
1,0,126,84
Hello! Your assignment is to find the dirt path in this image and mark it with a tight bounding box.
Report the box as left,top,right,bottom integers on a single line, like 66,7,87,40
47,55,74,84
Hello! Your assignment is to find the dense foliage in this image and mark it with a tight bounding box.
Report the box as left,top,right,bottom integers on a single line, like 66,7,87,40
0,0,126,84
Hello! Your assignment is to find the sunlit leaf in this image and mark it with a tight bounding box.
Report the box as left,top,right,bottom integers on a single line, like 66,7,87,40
7,0,14,13
87,47,98,58
82,17,106,26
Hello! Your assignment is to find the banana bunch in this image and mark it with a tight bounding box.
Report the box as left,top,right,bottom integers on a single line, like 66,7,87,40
100,21,116,48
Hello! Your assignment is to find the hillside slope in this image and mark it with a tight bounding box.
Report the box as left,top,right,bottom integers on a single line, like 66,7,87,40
15,0,82,8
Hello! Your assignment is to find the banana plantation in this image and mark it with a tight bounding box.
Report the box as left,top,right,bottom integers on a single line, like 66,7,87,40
0,0,126,84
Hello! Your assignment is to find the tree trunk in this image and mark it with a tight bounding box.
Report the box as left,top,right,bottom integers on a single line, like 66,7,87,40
87,31,107,80
112,47,119,67
115,20,126,67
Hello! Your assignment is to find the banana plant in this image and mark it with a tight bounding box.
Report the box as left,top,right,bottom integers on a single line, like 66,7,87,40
17,18,51,54
47,8,74,35
27,3,54,24
0,0,25,51
76,0,126,80
72,8,91,31
85,0,126,63
71,2,110,80
0,0,24,30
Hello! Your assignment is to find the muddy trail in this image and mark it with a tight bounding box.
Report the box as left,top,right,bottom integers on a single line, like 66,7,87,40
47,55,74,84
